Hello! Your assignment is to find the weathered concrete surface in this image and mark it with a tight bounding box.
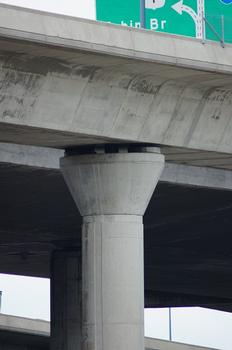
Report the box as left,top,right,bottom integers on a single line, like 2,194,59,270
0,5,232,158
60,150,164,350
0,315,219,350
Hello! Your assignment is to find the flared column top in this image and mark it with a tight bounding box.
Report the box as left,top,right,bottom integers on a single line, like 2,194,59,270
60,146,164,217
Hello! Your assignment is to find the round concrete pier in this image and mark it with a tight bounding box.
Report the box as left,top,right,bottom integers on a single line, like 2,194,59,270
60,148,164,350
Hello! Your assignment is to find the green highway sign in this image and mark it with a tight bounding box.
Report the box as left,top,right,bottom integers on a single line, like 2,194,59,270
96,0,232,44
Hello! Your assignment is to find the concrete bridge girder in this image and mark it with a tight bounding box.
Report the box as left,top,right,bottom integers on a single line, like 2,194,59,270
1,51,232,155
0,4,232,158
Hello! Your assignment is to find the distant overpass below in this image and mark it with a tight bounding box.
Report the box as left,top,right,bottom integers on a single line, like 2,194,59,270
0,314,220,350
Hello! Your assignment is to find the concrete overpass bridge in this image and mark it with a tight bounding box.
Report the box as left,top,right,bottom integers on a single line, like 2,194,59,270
0,3,232,350
0,314,220,350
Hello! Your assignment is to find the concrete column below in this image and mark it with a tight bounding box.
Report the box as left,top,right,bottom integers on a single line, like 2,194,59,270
50,250,81,350
82,214,144,350
60,146,165,350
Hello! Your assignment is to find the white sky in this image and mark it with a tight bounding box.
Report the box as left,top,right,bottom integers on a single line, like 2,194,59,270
0,1,232,349
0,0,96,18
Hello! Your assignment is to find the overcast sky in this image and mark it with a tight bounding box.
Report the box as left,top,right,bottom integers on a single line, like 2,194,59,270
0,0,96,18
0,1,231,349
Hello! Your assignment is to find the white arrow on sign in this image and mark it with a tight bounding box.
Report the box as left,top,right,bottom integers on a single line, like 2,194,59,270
172,0,204,39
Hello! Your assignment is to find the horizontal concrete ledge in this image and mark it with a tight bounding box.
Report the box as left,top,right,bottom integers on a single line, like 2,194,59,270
0,313,50,337
161,163,232,191
145,337,219,350
0,3,232,74
0,315,218,350
0,143,63,169
1,143,232,191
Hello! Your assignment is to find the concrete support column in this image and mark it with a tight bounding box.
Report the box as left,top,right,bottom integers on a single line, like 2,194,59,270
81,214,144,350
60,147,164,350
50,250,82,350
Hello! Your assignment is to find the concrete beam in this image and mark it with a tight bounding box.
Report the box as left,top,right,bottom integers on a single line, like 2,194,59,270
0,314,49,336
1,143,232,191
0,143,63,169
0,5,232,154
161,163,232,191
0,4,231,74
